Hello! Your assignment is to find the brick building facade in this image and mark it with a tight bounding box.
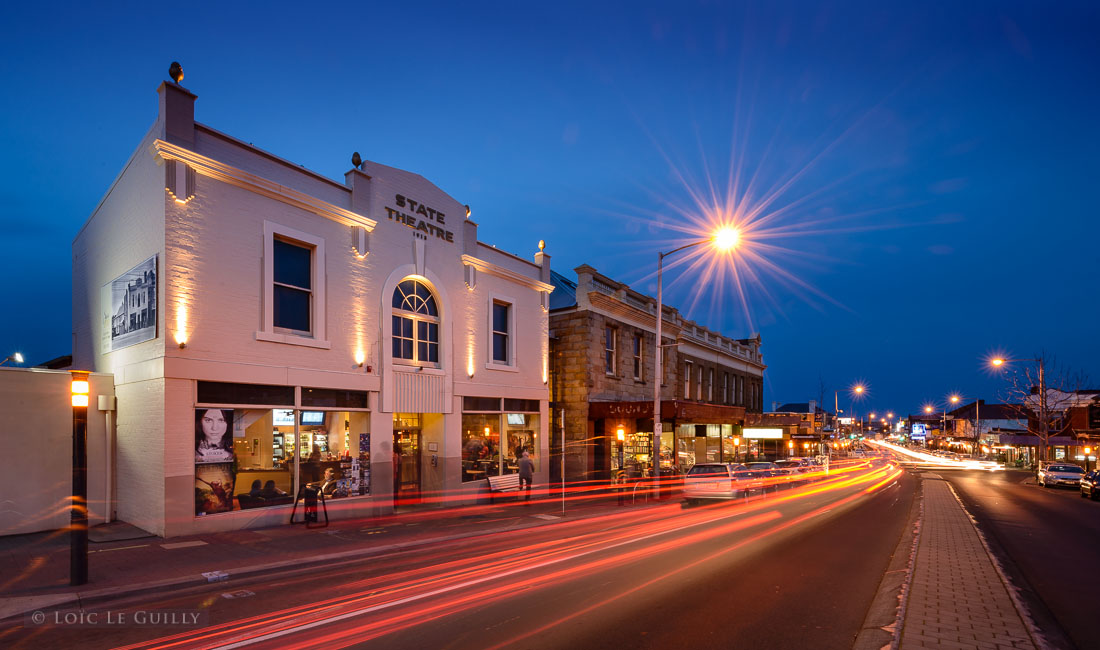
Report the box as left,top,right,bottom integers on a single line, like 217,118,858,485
549,265,765,482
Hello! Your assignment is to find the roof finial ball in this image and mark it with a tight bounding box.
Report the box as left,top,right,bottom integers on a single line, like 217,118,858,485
351,151,362,169
538,240,545,252
169,61,184,84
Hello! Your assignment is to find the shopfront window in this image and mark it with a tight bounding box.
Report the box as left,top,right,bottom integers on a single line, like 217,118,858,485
504,413,538,474
461,398,539,481
194,404,370,517
462,413,500,483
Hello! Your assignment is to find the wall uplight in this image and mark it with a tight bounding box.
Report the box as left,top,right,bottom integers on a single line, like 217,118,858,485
175,302,188,348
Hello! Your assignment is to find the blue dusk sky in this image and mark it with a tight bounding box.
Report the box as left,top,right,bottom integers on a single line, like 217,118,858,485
1,1,1097,417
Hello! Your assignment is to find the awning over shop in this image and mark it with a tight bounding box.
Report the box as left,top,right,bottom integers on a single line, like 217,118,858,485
587,400,746,424
997,435,1076,446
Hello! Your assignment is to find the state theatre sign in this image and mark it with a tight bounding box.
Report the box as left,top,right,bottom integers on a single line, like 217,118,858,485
384,194,456,243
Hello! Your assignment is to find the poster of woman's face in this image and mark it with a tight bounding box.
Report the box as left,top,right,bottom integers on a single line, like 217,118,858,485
195,463,235,515
195,409,235,464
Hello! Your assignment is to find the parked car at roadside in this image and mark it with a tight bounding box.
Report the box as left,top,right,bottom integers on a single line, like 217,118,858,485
682,463,758,504
745,461,789,490
1037,463,1086,488
774,459,813,483
1080,470,1100,500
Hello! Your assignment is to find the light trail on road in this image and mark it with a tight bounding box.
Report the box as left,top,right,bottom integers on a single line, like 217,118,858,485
111,461,899,650
866,439,1002,471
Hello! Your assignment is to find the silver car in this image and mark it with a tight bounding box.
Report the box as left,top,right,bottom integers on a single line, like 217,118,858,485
683,463,760,504
1037,463,1086,488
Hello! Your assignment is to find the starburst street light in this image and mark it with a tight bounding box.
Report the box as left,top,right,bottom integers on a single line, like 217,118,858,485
652,227,739,478
0,352,24,366
989,354,1050,461
849,384,867,436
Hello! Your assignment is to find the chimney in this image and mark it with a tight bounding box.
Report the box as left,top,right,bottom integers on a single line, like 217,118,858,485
157,81,196,147
534,243,551,285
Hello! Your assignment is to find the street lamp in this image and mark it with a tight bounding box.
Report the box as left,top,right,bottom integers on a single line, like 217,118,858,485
653,227,739,480
1,352,24,366
851,384,867,438
991,356,1048,462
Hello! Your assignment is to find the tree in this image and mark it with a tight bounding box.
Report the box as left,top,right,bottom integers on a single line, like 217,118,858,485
995,353,1090,463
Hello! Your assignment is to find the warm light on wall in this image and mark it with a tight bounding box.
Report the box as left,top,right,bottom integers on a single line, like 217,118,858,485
467,356,475,378
354,349,366,367
175,302,188,348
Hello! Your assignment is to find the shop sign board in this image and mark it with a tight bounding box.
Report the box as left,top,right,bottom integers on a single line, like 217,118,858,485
743,428,784,440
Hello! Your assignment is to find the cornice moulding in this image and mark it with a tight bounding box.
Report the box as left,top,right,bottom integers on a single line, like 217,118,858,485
461,254,555,293
151,139,377,230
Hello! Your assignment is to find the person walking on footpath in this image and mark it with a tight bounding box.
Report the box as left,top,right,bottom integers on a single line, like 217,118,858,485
518,450,535,502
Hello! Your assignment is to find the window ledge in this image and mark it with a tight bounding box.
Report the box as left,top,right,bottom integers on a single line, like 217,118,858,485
485,362,520,373
255,330,332,349
393,364,445,376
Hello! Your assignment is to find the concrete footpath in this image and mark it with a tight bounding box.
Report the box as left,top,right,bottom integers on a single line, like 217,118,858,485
876,473,1045,650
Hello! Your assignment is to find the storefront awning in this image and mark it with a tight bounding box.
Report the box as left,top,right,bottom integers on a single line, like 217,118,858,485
587,400,746,424
997,435,1076,446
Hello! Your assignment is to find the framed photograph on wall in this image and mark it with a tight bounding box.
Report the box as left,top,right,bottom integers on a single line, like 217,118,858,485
102,255,158,352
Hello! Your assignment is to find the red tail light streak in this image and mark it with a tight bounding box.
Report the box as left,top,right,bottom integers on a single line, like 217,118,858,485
113,461,902,650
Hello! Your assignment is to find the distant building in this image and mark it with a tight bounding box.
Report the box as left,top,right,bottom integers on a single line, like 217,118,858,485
549,265,765,481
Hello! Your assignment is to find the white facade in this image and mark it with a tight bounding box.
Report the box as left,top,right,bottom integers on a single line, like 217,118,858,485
73,79,551,537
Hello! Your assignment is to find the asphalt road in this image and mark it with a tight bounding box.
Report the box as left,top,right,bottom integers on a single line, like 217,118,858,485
937,468,1100,650
3,461,915,650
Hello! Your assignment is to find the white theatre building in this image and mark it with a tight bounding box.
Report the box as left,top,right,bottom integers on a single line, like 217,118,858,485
73,74,552,537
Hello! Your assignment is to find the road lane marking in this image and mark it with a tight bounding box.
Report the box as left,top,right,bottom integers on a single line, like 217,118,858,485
90,544,150,554
162,541,209,550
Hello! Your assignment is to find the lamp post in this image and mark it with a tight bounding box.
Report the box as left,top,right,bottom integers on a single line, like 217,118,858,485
0,352,24,366
70,372,90,586
851,384,865,438
991,356,1047,463
652,227,739,482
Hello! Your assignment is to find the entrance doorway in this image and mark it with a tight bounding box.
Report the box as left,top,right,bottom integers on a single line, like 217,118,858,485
393,414,421,506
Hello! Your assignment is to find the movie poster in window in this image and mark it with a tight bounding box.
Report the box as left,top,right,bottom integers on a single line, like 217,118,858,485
101,255,158,352
195,463,236,516
195,409,236,464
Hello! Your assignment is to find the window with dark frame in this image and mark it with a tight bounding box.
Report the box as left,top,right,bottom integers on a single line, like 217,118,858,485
273,238,312,333
632,333,643,380
391,279,440,365
604,326,616,374
492,302,511,364
684,361,692,399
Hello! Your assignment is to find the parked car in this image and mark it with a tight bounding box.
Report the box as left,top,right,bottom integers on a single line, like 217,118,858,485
1037,463,1086,488
774,459,813,483
683,463,758,504
745,461,788,490
1080,470,1100,500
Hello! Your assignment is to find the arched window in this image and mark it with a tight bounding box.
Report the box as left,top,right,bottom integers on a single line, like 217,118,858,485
391,279,439,365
